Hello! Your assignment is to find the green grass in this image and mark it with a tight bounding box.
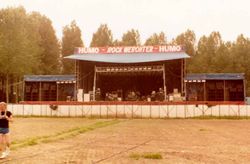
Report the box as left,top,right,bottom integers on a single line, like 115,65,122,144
142,153,163,159
130,153,162,160
11,120,120,150
129,153,141,160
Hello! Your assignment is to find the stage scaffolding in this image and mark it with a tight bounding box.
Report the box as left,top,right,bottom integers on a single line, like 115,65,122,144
93,65,167,101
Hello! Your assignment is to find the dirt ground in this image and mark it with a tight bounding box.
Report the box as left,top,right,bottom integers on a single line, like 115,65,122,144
10,118,101,142
1,119,250,164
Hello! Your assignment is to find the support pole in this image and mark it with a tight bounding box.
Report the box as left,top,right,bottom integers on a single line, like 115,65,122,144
93,65,97,101
56,82,59,101
203,81,206,101
243,79,246,101
39,82,42,101
163,64,167,101
223,80,226,101
22,80,25,101
181,59,184,95
183,59,187,99
74,60,77,101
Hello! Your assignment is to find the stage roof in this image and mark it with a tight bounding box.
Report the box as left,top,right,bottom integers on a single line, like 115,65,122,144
64,52,189,63
185,73,245,81
24,75,76,82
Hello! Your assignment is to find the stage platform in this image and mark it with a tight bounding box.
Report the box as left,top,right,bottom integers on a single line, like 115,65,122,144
19,101,245,105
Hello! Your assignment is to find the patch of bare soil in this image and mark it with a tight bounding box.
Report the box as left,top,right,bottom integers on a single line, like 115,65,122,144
1,119,250,164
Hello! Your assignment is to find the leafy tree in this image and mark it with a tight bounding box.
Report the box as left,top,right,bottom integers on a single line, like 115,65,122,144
121,29,140,46
113,39,122,46
29,12,60,74
230,35,250,72
62,20,83,74
212,41,231,73
189,32,223,73
172,30,196,74
144,32,166,46
173,29,195,57
0,7,41,102
229,34,250,94
90,24,113,47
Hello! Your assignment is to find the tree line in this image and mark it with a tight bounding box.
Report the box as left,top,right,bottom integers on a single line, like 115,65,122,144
0,7,250,102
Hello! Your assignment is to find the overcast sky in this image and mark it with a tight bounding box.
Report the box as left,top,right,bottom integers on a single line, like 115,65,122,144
1,0,250,46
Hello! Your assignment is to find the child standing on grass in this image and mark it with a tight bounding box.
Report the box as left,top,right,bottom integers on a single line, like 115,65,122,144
0,102,13,159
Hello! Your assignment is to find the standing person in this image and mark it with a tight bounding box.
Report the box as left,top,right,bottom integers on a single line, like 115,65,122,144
0,102,13,159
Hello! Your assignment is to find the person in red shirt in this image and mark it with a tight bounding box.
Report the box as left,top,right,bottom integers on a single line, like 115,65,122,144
0,102,13,159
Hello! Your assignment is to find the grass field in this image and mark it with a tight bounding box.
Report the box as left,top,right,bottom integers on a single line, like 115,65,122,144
2,118,250,163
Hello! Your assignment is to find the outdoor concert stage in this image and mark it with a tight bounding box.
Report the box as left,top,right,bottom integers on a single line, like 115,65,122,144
66,45,188,102
22,45,246,103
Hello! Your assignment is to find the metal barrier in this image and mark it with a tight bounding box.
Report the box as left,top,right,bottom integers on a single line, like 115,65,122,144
8,103,250,118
